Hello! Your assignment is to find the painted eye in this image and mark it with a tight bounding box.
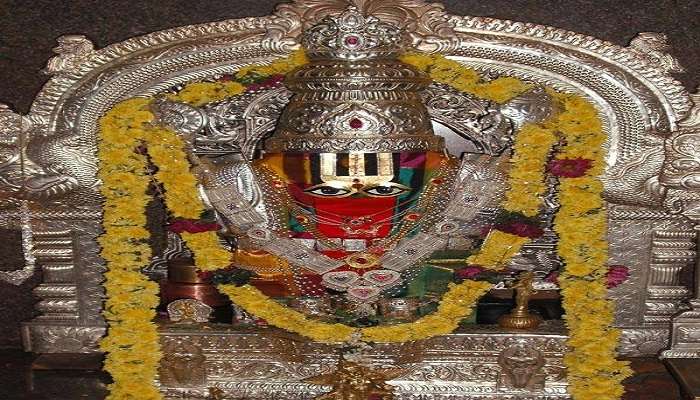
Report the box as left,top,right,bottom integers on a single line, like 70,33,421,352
304,185,353,197
362,184,410,197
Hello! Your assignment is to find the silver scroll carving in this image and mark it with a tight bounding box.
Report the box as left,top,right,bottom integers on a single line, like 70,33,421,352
0,0,694,366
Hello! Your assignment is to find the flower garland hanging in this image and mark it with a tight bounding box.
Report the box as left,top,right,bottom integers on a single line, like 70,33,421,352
98,53,308,400
550,92,631,399
98,50,631,400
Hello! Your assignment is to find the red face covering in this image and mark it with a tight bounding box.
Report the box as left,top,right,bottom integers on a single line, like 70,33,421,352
249,151,446,295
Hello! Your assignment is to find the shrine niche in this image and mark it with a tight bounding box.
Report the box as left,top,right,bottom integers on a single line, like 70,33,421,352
1,1,699,399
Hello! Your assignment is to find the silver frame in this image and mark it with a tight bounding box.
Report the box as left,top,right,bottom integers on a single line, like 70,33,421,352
0,0,698,361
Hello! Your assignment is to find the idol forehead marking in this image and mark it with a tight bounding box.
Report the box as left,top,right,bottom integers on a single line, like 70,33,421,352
307,152,409,197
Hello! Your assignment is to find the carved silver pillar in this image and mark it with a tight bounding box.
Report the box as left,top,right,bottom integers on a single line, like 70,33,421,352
660,91,700,358
0,92,106,353
20,213,106,353
607,206,695,356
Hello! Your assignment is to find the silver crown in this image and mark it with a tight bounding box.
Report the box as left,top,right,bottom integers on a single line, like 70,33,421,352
302,6,408,61
266,7,443,154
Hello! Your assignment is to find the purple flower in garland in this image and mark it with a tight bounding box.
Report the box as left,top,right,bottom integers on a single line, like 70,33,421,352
498,221,544,239
455,265,485,280
606,265,630,288
245,74,285,92
544,271,559,284
168,219,221,234
548,157,593,178
493,211,544,239
540,267,628,288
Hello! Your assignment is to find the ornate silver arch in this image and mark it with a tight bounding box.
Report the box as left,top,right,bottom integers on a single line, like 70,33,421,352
0,0,697,368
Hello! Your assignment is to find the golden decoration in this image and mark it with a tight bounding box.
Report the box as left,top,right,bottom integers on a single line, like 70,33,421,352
208,387,225,400
305,359,403,400
498,272,543,330
345,252,381,269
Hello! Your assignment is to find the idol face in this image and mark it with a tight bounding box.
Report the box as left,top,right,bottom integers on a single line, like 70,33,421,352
260,151,447,240
304,152,410,199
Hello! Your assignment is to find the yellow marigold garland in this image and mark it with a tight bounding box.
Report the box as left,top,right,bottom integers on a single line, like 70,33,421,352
501,124,559,216
359,280,493,342
98,52,308,399
96,51,631,400
551,92,633,399
466,230,530,269
141,127,233,270
218,279,492,343
399,53,532,103
98,98,162,400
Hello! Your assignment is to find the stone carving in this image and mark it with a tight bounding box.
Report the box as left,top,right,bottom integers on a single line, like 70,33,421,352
43,35,96,75
303,5,409,59
660,92,700,195
0,103,22,139
644,229,695,324
0,104,81,206
662,301,700,358
152,76,552,162
26,229,78,316
602,135,667,207
303,359,402,400
202,87,293,158
658,87,700,358
499,87,555,132
154,80,555,161
22,325,105,353
17,217,106,353
678,327,700,343
422,83,513,155
151,99,208,136
677,89,700,129
451,17,691,122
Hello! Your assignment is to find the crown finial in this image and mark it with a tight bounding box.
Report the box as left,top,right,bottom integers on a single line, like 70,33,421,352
302,6,408,61
266,5,442,154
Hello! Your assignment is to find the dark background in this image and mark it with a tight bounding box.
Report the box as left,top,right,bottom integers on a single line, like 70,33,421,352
0,0,698,349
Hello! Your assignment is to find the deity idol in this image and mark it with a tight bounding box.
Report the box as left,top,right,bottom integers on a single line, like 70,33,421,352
193,7,555,323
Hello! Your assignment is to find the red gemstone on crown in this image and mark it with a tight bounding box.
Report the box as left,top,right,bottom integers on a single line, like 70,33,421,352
345,36,360,46
356,257,368,264
405,213,421,221
349,118,363,129
431,178,444,185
